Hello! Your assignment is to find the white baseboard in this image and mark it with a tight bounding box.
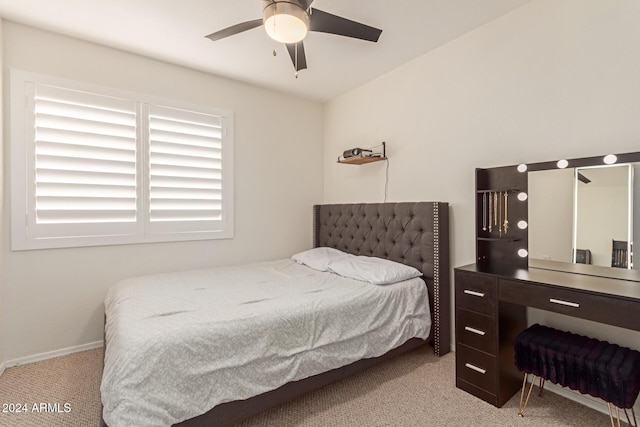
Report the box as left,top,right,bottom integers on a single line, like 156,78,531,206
0,362,5,377
4,341,103,369
527,377,640,420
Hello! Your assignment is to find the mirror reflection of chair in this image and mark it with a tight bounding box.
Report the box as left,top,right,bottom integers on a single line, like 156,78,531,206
574,249,592,264
612,240,628,269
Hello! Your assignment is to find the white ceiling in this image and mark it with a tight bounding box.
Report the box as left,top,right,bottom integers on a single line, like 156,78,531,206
0,0,531,102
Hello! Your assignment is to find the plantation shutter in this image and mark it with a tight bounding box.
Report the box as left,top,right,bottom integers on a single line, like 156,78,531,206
26,82,140,239
12,71,233,250
147,104,227,234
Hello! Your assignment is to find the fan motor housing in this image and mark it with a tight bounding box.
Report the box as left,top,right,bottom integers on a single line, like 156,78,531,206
262,1,310,44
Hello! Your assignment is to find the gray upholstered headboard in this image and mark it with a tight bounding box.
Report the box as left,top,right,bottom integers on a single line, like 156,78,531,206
313,202,450,356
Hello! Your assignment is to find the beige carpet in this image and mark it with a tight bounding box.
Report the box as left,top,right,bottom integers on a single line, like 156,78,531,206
0,345,626,427
0,349,102,427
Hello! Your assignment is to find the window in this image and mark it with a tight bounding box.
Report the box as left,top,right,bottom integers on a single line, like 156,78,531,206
11,70,234,250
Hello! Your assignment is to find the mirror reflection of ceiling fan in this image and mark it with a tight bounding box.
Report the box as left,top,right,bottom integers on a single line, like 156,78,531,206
205,0,382,76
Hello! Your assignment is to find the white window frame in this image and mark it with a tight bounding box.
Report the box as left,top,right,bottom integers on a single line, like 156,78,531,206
10,70,234,250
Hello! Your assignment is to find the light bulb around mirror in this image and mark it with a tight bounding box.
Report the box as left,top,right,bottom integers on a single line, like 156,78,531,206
518,249,528,258
517,192,528,201
603,154,617,165
557,159,569,169
517,220,528,229
517,164,527,173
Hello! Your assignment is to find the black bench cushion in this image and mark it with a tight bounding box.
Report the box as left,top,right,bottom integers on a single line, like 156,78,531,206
514,324,640,409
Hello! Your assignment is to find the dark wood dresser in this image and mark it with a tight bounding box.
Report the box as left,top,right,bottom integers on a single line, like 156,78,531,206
454,261,640,407
454,265,525,406
460,154,640,408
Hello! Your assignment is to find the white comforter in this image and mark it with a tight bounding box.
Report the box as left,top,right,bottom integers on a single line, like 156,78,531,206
101,259,431,427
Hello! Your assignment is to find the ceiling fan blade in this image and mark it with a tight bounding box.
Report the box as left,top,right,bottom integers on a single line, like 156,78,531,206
299,0,315,10
309,8,382,42
286,42,307,71
578,172,591,184
205,19,263,42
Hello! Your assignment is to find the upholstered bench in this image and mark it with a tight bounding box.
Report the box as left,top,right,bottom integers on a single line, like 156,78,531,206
514,324,640,426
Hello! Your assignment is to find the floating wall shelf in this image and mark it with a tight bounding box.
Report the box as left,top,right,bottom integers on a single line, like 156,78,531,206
338,155,387,165
338,141,386,165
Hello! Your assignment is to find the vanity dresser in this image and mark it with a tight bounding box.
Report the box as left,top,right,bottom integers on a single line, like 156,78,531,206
455,152,640,407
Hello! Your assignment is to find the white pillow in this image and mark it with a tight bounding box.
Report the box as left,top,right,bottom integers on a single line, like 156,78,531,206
327,255,422,285
291,247,349,271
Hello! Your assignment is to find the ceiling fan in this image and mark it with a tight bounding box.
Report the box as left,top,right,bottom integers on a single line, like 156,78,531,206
205,0,382,76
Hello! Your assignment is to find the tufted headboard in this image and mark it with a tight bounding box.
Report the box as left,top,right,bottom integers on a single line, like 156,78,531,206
313,202,450,356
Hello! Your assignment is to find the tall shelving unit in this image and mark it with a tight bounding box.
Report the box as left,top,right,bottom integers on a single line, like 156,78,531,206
475,166,528,268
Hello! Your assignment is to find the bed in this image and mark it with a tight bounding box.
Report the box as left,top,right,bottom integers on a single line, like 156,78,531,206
101,202,450,427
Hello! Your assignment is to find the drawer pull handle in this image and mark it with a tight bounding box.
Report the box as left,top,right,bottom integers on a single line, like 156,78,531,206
549,298,580,308
464,326,486,336
465,363,486,374
464,289,485,298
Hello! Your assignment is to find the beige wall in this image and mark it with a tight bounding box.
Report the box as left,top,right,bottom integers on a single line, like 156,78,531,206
324,0,640,413
0,17,4,375
323,0,640,357
2,22,324,362
323,0,640,413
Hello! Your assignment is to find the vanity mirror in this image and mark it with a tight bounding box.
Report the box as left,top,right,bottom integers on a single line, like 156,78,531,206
525,151,640,280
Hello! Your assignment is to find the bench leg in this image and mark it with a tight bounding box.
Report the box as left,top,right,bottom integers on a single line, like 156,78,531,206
608,403,615,427
607,403,624,427
538,377,545,397
606,403,639,427
518,373,536,417
624,407,637,427
616,406,621,427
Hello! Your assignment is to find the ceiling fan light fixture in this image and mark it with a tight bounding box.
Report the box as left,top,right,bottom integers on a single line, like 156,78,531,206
263,2,309,44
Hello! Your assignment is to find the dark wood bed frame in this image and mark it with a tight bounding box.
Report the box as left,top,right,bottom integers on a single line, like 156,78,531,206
102,202,450,427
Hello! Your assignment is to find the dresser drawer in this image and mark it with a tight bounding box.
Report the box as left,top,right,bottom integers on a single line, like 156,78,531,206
455,271,496,316
456,344,496,393
499,279,639,330
457,378,498,407
456,309,496,355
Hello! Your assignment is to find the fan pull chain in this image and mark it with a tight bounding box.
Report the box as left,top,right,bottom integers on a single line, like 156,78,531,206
271,15,278,58
294,43,299,78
